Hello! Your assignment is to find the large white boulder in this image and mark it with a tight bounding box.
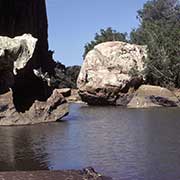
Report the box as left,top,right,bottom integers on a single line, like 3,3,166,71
77,41,147,105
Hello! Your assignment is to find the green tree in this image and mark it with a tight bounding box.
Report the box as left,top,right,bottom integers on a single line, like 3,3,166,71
83,27,127,59
130,0,180,88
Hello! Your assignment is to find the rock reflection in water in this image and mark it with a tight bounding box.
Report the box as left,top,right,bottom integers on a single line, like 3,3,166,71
0,125,52,171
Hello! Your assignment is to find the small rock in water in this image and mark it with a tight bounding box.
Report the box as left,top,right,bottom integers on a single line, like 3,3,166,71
128,85,180,108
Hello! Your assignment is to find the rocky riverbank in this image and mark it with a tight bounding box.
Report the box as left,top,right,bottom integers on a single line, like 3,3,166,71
0,168,112,180
0,89,68,126
0,0,80,126
0,0,179,127
0,33,69,126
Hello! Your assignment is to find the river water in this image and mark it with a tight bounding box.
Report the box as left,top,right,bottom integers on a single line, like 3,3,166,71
0,103,180,180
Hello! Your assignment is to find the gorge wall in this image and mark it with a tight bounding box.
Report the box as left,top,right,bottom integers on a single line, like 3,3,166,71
0,0,55,111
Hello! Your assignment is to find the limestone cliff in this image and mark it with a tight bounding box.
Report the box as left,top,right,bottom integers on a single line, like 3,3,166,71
0,0,55,111
0,0,53,72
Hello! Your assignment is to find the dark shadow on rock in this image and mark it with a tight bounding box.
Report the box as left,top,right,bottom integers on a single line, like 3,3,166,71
0,0,55,112
12,72,53,112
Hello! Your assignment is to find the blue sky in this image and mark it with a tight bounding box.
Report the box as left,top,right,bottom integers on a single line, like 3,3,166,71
46,0,147,66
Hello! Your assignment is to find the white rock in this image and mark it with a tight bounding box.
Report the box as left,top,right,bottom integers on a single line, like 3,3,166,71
77,41,147,105
0,33,37,75
77,41,147,90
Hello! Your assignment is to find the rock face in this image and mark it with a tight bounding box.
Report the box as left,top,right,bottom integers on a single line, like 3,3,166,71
57,88,71,97
0,0,52,71
0,1,69,125
0,89,68,126
0,34,37,94
127,85,180,108
0,0,55,112
77,41,147,105
0,168,112,180
66,89,82,103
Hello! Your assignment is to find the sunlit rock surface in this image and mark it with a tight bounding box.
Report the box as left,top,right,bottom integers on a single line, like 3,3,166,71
0,34,37,74
77,41,147,105
128,85,180,108
0,34,37,94
0,89,68,126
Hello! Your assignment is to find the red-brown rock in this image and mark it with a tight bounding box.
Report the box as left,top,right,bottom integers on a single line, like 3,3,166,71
0,89,68,126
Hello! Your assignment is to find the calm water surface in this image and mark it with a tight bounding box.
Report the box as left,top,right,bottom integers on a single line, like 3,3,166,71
0,103,180,180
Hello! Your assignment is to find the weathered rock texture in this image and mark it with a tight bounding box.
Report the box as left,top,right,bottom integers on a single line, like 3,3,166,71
0,89,68,126
128,85,180,108
0,34,37,94
57,88,71,97
0,168,112,180
66,89,82,102
0,0,55,111
77,41,147,105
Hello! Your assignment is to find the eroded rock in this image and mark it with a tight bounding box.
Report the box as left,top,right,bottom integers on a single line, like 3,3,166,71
0,0,56,112
0,34,37,74
127,85,180,108
77,41,147,105
57,88,71,97
0,34,37,93
0,89,68,126
0,168,112,180
66,89,82,103
0,0,54,74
